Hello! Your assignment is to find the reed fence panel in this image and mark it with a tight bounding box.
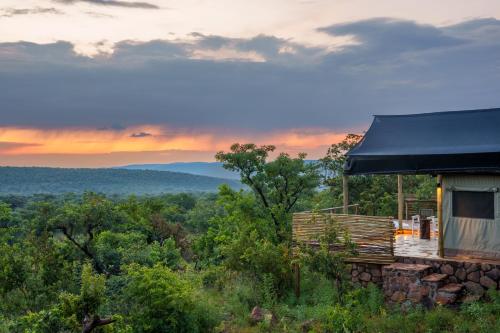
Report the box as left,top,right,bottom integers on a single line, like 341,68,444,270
292,213,395,264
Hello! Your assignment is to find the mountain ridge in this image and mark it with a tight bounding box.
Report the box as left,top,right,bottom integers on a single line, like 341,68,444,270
117,160,318,179
116,162,240,180
0,166,242,195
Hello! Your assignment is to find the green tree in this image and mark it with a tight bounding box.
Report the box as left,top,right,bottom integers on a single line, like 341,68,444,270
195,185,292,295
216,143,320,243
320,134,436,216
0,243,30,307
48,193,124,274
95,231,182,273
320,133,363,183
10,263,117,333
62,264,116,332
0,201,12,223
185,195,219,233
122,264,215,333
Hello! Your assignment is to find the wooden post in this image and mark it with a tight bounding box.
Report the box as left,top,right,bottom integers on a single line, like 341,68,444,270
293,263,300,298
405,201,408,221
437,175,444,257
343,175,349,214
397,174,404,230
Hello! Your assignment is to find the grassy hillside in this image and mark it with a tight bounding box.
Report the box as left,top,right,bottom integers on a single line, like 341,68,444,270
0,167,242,195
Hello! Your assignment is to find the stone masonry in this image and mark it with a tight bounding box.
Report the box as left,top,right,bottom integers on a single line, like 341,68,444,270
350,263,384,287
395,257,500,298
349,257,500,306
382,263,433,305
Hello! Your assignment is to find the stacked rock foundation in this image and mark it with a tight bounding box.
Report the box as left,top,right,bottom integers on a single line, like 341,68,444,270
348,256,499,306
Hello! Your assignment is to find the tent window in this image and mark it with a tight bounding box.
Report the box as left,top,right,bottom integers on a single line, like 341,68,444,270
452,191,494,219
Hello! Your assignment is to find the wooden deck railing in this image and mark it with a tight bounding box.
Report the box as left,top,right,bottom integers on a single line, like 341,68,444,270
301,204,360,215
292,212,395,264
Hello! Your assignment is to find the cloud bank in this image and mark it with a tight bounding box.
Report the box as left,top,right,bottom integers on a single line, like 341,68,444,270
1,7,63,17
54,0,159,9
0,18,499,135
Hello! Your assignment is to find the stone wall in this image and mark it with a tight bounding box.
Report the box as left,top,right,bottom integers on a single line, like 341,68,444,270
395,257,500,297
350,262,384,287
382,263,434,306
349,257,500,307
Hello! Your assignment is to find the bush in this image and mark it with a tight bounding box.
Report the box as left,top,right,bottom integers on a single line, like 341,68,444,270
195,186,293,297
297,215,357,299
460,289,500,333
122,264,219,333
95,232,182,273
200,265,228,289
9,307,72,333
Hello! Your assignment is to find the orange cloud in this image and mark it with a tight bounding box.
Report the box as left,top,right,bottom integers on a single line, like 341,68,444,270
0,125,352,167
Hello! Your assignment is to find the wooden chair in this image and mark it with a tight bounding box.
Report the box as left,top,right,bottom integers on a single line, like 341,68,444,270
429,216,438,237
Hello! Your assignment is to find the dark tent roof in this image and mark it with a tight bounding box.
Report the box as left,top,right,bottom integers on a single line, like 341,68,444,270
344,108,500,175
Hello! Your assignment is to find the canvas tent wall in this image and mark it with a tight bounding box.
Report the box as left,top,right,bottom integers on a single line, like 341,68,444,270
442,175,500,260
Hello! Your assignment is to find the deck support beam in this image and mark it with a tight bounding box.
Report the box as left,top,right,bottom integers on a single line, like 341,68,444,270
397,175,404,229
343,175,349,214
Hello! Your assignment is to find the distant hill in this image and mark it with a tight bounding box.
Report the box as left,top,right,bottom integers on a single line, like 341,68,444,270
0,167,242,195
117,162,240,180
117,161,319,179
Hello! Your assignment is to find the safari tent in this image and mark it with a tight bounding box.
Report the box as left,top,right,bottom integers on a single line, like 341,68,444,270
343,108,500,260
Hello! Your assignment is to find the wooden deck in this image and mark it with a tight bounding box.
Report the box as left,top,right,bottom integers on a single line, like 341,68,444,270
394,234,439,259
394,234,500,265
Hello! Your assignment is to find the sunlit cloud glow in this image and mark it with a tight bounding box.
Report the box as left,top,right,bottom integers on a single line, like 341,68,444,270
0,126,349,166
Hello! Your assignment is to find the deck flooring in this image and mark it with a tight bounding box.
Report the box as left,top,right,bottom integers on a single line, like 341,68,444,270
394,234,500,265
394,234,439,259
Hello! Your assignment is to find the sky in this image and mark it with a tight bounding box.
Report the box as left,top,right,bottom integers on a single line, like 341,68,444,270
1,0,500,167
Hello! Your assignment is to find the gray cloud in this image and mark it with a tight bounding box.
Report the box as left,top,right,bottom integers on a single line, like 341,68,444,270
54,0,159,9
191,33,325,64
0,18,499,132
130,132,152,138
1,7,63,17
85,11,114,18
319,18,465,54
111,39,189,63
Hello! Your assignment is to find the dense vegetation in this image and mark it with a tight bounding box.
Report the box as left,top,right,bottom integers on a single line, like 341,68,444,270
0,167,243,195
1,136,498,332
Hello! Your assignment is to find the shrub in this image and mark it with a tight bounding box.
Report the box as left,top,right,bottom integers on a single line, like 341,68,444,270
123,264,218,333
297,214,356,299
9,307,72,333
95,232,182,273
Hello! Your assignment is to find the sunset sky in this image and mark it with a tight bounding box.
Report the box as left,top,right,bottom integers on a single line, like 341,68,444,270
1,0,500,167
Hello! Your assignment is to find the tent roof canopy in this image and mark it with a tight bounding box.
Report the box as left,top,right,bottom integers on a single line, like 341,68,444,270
344,108,500,175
